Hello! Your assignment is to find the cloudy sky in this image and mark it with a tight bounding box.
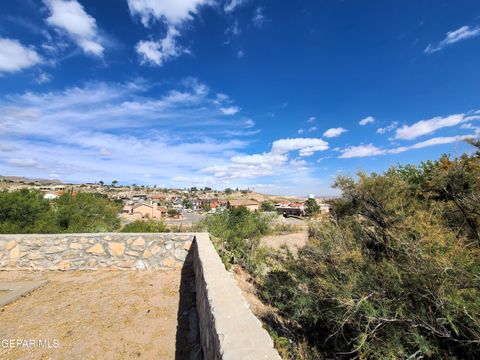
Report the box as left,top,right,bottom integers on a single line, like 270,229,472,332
1,0,479,196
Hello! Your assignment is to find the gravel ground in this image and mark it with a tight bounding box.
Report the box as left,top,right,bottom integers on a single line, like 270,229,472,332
0,267,200,360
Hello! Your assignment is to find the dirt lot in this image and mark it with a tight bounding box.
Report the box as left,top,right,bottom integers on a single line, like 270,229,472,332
261,231,308,253
0,268,200,360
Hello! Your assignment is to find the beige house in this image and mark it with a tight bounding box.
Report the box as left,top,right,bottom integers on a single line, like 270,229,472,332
123,202,167,219
227,199,260,211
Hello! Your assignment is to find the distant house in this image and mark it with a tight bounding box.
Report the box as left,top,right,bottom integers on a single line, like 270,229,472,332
123,202,167,219
227,199,260,211
132,194,148,202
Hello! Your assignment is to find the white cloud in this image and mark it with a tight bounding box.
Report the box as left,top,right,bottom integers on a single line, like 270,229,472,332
127,0,211,26
36,71,53,84
271,138,329,156
252,7,265,28
220,106,240,115
128,0,213,66
339,144,385,158
243,119,255,128
425,25,480,54
307,116,316,123
389,135,471,154
377,121,398,134
394,113,469,140
0,79,253,186
44,0,104,56
237,50,245,58
201,137,328,181
224,0,248,13
297,129,305,134
339,135,473,158
323,127,347,138
135,27,184,66
0,38,41,73
359,116,375,125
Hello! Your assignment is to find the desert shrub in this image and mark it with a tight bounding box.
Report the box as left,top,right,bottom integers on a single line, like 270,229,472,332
270,223,305,235
203,206,272,274
261,201,276,212
260,141,480,359
121,219,169,232
167,208,180,217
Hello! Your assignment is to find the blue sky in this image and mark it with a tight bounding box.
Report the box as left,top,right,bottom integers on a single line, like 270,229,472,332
1,0,480,196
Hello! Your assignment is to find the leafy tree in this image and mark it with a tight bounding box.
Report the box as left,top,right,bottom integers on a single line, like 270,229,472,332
224,188,233,195
304,198,320,217
111,180,118,187
182,199,193,209
53,192,121,232
0,189,55,233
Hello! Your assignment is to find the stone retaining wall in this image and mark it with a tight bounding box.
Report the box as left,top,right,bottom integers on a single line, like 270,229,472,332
193,233,281,359
0,232,281,358
0,233,194,270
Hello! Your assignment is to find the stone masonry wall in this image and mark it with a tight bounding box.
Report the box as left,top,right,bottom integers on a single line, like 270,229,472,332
0,233,194,270
0,232,281,358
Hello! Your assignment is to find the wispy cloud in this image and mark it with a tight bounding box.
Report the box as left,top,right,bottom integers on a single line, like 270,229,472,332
224,0,248,13
339,135,473,158
394,113,478,140
220,106,240,115
377,121,398,134
425,25,480,54
0,78,251,185
252,7,265,28
339,144,384,158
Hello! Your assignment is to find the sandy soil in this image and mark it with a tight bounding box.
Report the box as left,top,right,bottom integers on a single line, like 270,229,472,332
0,268,200,360
261,231,308,254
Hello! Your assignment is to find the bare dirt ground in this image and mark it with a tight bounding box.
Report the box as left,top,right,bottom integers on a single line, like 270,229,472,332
261,231,308,254
0,268,200,360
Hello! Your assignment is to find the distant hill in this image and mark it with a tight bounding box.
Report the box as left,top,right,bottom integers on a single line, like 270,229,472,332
0,175,63,185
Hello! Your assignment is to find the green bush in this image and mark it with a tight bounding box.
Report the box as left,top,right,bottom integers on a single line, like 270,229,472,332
121,219,169,232
0,190,121,233
54,192,121,232
203,206,272,274
261,201,276,212
260,140,480,359
0,189,54,233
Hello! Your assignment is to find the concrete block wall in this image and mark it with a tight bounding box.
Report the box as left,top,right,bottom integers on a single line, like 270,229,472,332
193,233,281,359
